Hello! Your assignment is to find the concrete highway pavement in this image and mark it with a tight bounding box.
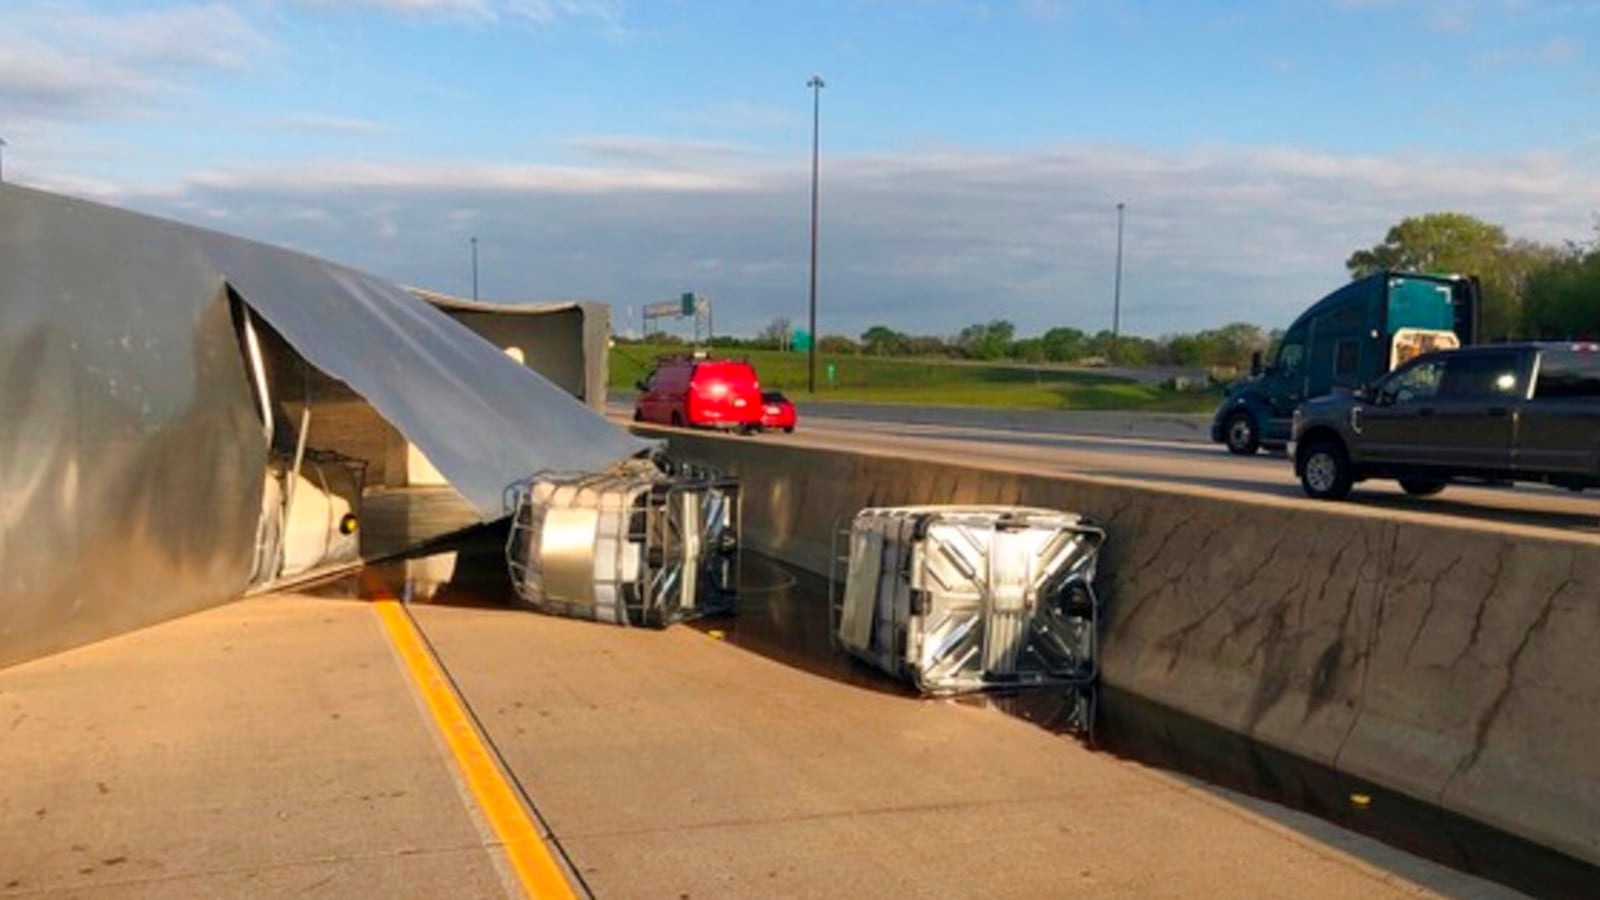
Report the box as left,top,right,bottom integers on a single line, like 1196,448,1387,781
799,415,1600,537
785,401,1213,443
0,577,1521,899
608,393,1214,444
612,406,1600,542
0,595,514,897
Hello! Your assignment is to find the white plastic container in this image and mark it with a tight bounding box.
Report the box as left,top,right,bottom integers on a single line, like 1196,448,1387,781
833,506,1105,695
505,460,738,627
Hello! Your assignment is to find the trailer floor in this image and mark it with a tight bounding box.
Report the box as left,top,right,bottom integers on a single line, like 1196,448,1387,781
359,485,483,561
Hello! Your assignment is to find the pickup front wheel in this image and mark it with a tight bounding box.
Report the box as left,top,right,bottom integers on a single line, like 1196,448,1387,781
1300,440,1353,501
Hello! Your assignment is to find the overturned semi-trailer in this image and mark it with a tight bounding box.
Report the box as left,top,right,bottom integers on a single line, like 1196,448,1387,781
0,184,646,667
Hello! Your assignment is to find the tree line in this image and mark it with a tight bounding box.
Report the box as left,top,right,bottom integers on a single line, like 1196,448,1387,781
624,210,1598,369
624,318,1272,372
1346,211,1600,340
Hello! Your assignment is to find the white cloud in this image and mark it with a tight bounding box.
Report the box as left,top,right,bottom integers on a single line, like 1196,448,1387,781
55,3,268,71
291,0,497,21
184,160,756,193
63,141,1600,338
507,0,623,29
666,101,802,133
1018,0,1068,23
290,0,626,32
266,113,396,134
0,3,270,122
564,135,766,167
1475,37,1582,71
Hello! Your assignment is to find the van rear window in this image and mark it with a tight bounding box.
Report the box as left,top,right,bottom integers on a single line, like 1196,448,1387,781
1535,352,1600,399
697,363,757,384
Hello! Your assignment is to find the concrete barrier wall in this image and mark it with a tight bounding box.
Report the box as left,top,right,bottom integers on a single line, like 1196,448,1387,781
656,429,1600,866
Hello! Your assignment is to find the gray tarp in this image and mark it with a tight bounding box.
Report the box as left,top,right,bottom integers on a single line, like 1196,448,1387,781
0,183,644,665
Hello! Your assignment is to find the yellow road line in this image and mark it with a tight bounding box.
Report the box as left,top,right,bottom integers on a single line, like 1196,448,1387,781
374,599,578,900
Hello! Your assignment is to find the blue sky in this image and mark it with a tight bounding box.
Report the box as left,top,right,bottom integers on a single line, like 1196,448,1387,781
4,0,1599,338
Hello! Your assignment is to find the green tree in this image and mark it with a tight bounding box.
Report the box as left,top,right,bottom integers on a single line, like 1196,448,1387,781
1163,333,1203,367
859,325,909,355
1346,213,1507,277
1523,245,1600,338
1039,326,1087,362
1084,329,1115,360
1114,336,1155,367
1345,212,1561,340
956,320,1016,360
904,334,954,357
1010,337,1047,363
1199,322,1269,369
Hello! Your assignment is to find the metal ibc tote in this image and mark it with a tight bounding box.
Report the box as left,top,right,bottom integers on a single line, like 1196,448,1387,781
831,506,1106,695
505,459,739,627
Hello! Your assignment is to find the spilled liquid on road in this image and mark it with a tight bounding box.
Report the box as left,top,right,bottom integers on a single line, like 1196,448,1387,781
341,523,1597,900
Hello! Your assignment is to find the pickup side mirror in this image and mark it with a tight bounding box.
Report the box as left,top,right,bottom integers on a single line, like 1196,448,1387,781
1250,351,1263,378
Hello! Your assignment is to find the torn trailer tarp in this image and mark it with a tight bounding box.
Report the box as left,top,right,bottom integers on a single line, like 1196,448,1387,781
201,230,643,517
4,183,646,517
0,183,646,666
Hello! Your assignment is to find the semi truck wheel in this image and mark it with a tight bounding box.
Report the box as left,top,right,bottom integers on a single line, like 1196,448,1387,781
1224,412,1261,455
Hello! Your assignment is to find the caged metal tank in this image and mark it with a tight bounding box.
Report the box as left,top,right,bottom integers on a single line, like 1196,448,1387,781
831,506,1106,695
504,458,739,627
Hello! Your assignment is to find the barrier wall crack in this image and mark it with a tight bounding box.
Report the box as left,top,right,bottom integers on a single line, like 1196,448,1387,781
1449,546,1507,670
1440,551,1571,797
1403,554,1462,666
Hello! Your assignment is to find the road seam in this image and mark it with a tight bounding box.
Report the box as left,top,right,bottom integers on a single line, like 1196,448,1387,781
373,598,578,900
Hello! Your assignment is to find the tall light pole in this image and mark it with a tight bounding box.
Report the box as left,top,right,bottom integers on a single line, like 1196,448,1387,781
1111,201,1125,365
470,236,479,301
806,74,825,394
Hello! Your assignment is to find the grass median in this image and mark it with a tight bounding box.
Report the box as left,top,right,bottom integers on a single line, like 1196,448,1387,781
610,345,1220,413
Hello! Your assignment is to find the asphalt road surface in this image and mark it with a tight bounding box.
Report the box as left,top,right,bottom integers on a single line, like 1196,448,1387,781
612,403,1600,542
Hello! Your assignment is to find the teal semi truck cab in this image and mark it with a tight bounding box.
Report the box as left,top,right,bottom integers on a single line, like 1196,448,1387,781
1211,271,1479,455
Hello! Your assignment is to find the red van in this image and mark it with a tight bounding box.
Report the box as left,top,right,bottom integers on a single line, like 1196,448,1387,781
633,357,765,431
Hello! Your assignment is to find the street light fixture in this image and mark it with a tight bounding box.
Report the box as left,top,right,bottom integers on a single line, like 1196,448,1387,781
1111,201,1125,365
807,74,825,394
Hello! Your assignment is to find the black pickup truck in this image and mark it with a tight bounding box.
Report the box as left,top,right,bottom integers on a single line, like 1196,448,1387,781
1291,343,1600,500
